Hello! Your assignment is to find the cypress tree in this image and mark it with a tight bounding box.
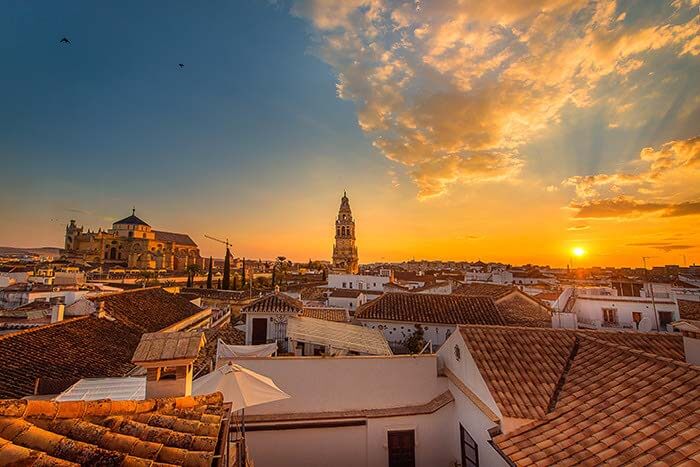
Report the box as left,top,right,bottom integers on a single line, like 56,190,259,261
241,257,246,288
233,274,238,290
222,247,231,290
271,266,276,287
206,256,213,289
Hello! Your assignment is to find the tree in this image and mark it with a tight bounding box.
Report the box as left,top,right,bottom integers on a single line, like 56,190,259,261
186,264,202,288
233,274,238,290
206,256,213,289
403,324,427,354
241,257,246,288
322,267,328,281
222,247,231,290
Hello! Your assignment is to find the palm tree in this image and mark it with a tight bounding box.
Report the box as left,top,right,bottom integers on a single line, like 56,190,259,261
186,264,202,288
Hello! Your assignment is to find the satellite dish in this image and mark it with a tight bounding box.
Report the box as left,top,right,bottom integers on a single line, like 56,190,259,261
638,317,652,332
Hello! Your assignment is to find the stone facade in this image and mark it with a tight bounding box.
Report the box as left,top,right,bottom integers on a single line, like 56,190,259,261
332,192,359,274
64,210,202,271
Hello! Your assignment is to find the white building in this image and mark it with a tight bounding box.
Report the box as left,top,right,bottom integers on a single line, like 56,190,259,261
232,324,696,467
552,286,680,331
240,293,390,356
327,273,391,291
327,288,368,313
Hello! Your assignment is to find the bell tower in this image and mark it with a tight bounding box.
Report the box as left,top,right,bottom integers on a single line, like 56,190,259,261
332,191,359,273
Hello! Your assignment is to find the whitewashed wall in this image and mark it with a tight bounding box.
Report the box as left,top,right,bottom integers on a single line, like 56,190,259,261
572,296,678,331
327,274,390,291
358,319,455,348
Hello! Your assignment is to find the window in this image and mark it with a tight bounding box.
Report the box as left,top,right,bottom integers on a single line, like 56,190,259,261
632,312,642,324
342,282,346,288
602,308,617,325
388,430,415,467
460,424,478,467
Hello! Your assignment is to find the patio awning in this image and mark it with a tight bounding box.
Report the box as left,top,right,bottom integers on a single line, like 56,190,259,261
286,316,392,356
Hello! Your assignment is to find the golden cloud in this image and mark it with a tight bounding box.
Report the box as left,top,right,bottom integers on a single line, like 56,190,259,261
293,0,699,198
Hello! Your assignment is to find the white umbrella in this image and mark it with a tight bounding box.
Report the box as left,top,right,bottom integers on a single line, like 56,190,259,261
192,362,290,411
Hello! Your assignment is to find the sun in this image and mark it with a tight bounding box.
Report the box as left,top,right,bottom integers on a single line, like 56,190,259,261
572,247,586,257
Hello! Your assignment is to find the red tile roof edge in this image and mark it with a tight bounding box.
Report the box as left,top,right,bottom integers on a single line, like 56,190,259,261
0,315,93,342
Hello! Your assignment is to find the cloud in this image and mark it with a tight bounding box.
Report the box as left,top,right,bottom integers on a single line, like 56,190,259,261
571,196,700,219
292,0,699,198
627,242,697,252
567,224,590,231
564,136,700,219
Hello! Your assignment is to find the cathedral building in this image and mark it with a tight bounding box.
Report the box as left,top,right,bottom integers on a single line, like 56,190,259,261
332,191,359,274
64,210,202,271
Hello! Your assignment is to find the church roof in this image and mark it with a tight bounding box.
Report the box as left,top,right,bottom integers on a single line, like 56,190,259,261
113,213,150,227
154,231,197,247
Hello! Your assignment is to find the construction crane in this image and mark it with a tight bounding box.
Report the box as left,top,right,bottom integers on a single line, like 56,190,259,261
204,234,233,251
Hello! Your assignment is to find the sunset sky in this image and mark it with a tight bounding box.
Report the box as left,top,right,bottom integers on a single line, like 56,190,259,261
1,0,698,268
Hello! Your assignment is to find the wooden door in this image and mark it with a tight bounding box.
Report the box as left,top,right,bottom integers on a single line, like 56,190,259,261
251,318,268,345
388,430,415,467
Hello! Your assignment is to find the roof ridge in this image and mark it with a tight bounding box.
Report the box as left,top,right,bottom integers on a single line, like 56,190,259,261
577,333,699,371
546,336,580,413
89,285,164,301
0,315,93,342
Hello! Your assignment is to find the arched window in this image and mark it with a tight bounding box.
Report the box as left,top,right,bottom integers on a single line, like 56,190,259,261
336,227,341,236
109,247,117,260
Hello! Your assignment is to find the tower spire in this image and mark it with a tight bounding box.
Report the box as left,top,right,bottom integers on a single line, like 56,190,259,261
332,191,359,274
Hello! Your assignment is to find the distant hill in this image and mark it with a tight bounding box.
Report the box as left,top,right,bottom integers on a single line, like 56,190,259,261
0,246,62,258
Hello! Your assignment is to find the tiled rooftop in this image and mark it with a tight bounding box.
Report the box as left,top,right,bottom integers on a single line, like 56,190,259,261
0,393,226,466
94,287,205,333
494,294,552,328
494,335,700,465
241,293,303,314
452,282,516,299
194,323,245,375
0,316,142,399
328,288,364,298
356,292,504,326
679,299,700,321
301,307,348,322
131,331,206,364
458,325,686,421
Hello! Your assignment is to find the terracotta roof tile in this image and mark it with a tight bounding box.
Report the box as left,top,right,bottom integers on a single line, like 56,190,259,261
93,287,205,333
452,282,516,299
493,334,700,466
0,316,142,399
0,393,225,466
679,299,700,321
241,293,303,314
327,288,364,298
356,292,504,325
193,322,246,375
301,307,348,322
131,331,206,364
459,325,686,421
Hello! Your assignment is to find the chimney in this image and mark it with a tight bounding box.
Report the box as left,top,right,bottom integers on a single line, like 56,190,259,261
132,331,206,399
51,304,65,323
672,321,700,365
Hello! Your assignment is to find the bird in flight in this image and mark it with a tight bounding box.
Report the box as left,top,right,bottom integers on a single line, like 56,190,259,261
178,63,184,68
60,37,71,44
